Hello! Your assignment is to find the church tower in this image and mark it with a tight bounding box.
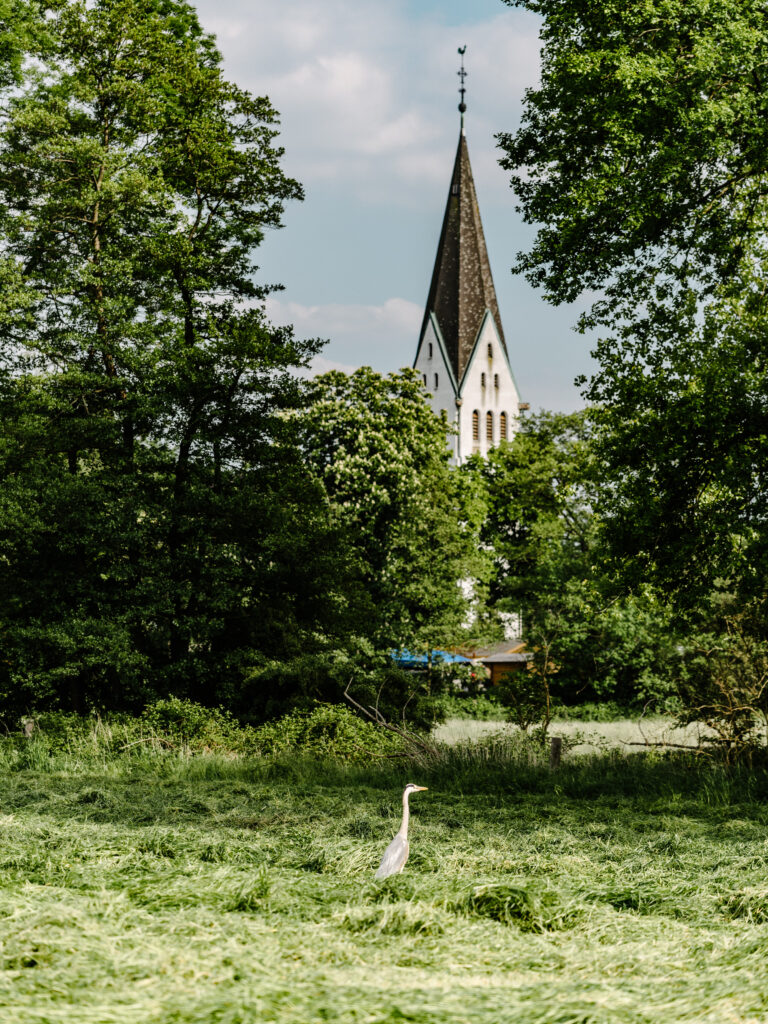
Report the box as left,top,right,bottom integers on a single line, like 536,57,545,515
413,50,521,463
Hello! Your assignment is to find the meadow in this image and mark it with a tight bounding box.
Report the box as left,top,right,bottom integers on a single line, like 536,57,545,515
3,722,768,1024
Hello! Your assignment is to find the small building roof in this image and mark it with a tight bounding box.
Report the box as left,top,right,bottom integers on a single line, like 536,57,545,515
458,640,526,661
479,652,531,665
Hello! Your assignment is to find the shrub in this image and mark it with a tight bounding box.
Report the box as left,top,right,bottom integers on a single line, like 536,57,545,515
495,669,550,734
140,697,258,754
252,703,405,763
675,616,768,763
435,693,504,721
551,700,638,722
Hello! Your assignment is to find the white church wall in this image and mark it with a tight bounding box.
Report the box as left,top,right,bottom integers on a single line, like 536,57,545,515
456,314,520,463
413,317,460,461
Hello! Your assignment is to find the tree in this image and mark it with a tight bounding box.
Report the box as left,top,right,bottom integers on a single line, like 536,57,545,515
498,0,768,603
674,597,768,763
470,411,679,708
0,0,335,716
233,368,480,729
301,368,477,655
0,0,33,87
500,0,768,309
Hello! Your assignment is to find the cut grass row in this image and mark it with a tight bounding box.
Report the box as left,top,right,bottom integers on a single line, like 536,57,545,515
3,744,768,1022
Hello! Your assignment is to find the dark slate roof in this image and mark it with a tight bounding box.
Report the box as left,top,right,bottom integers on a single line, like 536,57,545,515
421,131,507,384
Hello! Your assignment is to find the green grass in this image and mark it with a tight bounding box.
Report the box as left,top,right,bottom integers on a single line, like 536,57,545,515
3,741,768,1023
434,715,711,755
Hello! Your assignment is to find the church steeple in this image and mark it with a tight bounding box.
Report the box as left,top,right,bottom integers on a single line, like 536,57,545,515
420,103,506,385
417,49,507,385
413,49,520,465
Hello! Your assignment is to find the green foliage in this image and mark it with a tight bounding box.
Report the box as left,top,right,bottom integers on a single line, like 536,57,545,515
500,0,768,307
436,694,505,721
551,701,639,723
251,703,405,763
140,697,257,752
238,648,444,732
674,602,768,762
468,411,679,708
0,0,355,716
587,285,768,603
302,368,477,653
0,702,261,760
495,669,550,734
500,0,768,605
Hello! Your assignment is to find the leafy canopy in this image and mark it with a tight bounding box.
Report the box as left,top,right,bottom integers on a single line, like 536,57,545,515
499,0,768,602
0,0,335,716
302,368,477,653
468,412,679,707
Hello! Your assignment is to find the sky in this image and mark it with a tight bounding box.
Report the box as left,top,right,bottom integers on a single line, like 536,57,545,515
193,0,597,412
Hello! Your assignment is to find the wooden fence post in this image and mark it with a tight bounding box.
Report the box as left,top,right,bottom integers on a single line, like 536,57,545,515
550,735,563,770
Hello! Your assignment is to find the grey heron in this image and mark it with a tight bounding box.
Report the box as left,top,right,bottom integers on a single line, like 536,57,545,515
374,783,428,880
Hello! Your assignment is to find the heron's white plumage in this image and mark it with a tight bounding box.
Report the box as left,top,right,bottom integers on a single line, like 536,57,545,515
375,835,409,879
374,783,427,880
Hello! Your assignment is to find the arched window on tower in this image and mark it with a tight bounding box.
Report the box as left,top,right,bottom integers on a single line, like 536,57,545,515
487,343,493,358
480,372,486,387
422,374,427,386
434,373,439,389
428,342,433,358
500,411,508,440
494,373,499,389
486,411,493,442
472,410,479,441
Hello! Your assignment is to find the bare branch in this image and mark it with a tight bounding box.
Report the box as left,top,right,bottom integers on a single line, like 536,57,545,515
343,678,436,755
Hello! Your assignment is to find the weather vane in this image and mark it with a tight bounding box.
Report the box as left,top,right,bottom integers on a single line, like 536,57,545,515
457,45,467,132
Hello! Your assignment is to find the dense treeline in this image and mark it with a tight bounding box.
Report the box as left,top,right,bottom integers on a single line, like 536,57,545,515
0,0,479,725
497,0,768,753
4,0,768,757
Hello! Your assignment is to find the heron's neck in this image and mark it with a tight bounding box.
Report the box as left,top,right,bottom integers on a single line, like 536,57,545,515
397,790,411,838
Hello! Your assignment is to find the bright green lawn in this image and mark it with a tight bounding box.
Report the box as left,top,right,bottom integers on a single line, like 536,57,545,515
2,750,768,1024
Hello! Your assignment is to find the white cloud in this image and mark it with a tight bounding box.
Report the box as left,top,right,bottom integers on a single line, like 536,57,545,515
195,0,540,203
265,295,422,372
307,355,359,377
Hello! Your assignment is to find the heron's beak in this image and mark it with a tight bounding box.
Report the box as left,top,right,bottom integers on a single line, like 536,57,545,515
415,786,428,791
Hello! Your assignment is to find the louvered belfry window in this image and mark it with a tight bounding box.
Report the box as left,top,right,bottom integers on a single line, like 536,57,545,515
500,412,508,440
472,410,479,440
486,411,493,441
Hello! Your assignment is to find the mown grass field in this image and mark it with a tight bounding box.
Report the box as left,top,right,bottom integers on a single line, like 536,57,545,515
3,734,768,1023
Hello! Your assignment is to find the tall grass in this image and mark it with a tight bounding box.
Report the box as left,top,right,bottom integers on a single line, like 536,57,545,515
4,714,767,808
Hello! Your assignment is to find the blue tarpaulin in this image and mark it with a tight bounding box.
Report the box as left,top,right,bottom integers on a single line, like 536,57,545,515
391,649,472,667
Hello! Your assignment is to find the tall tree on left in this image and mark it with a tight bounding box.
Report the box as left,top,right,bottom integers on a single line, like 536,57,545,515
0,0,334,716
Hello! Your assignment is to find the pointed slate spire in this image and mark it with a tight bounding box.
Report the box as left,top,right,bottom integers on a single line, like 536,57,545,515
421,131,507,385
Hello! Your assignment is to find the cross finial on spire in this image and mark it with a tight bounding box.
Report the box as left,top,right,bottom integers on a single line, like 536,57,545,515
457,46,467,134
